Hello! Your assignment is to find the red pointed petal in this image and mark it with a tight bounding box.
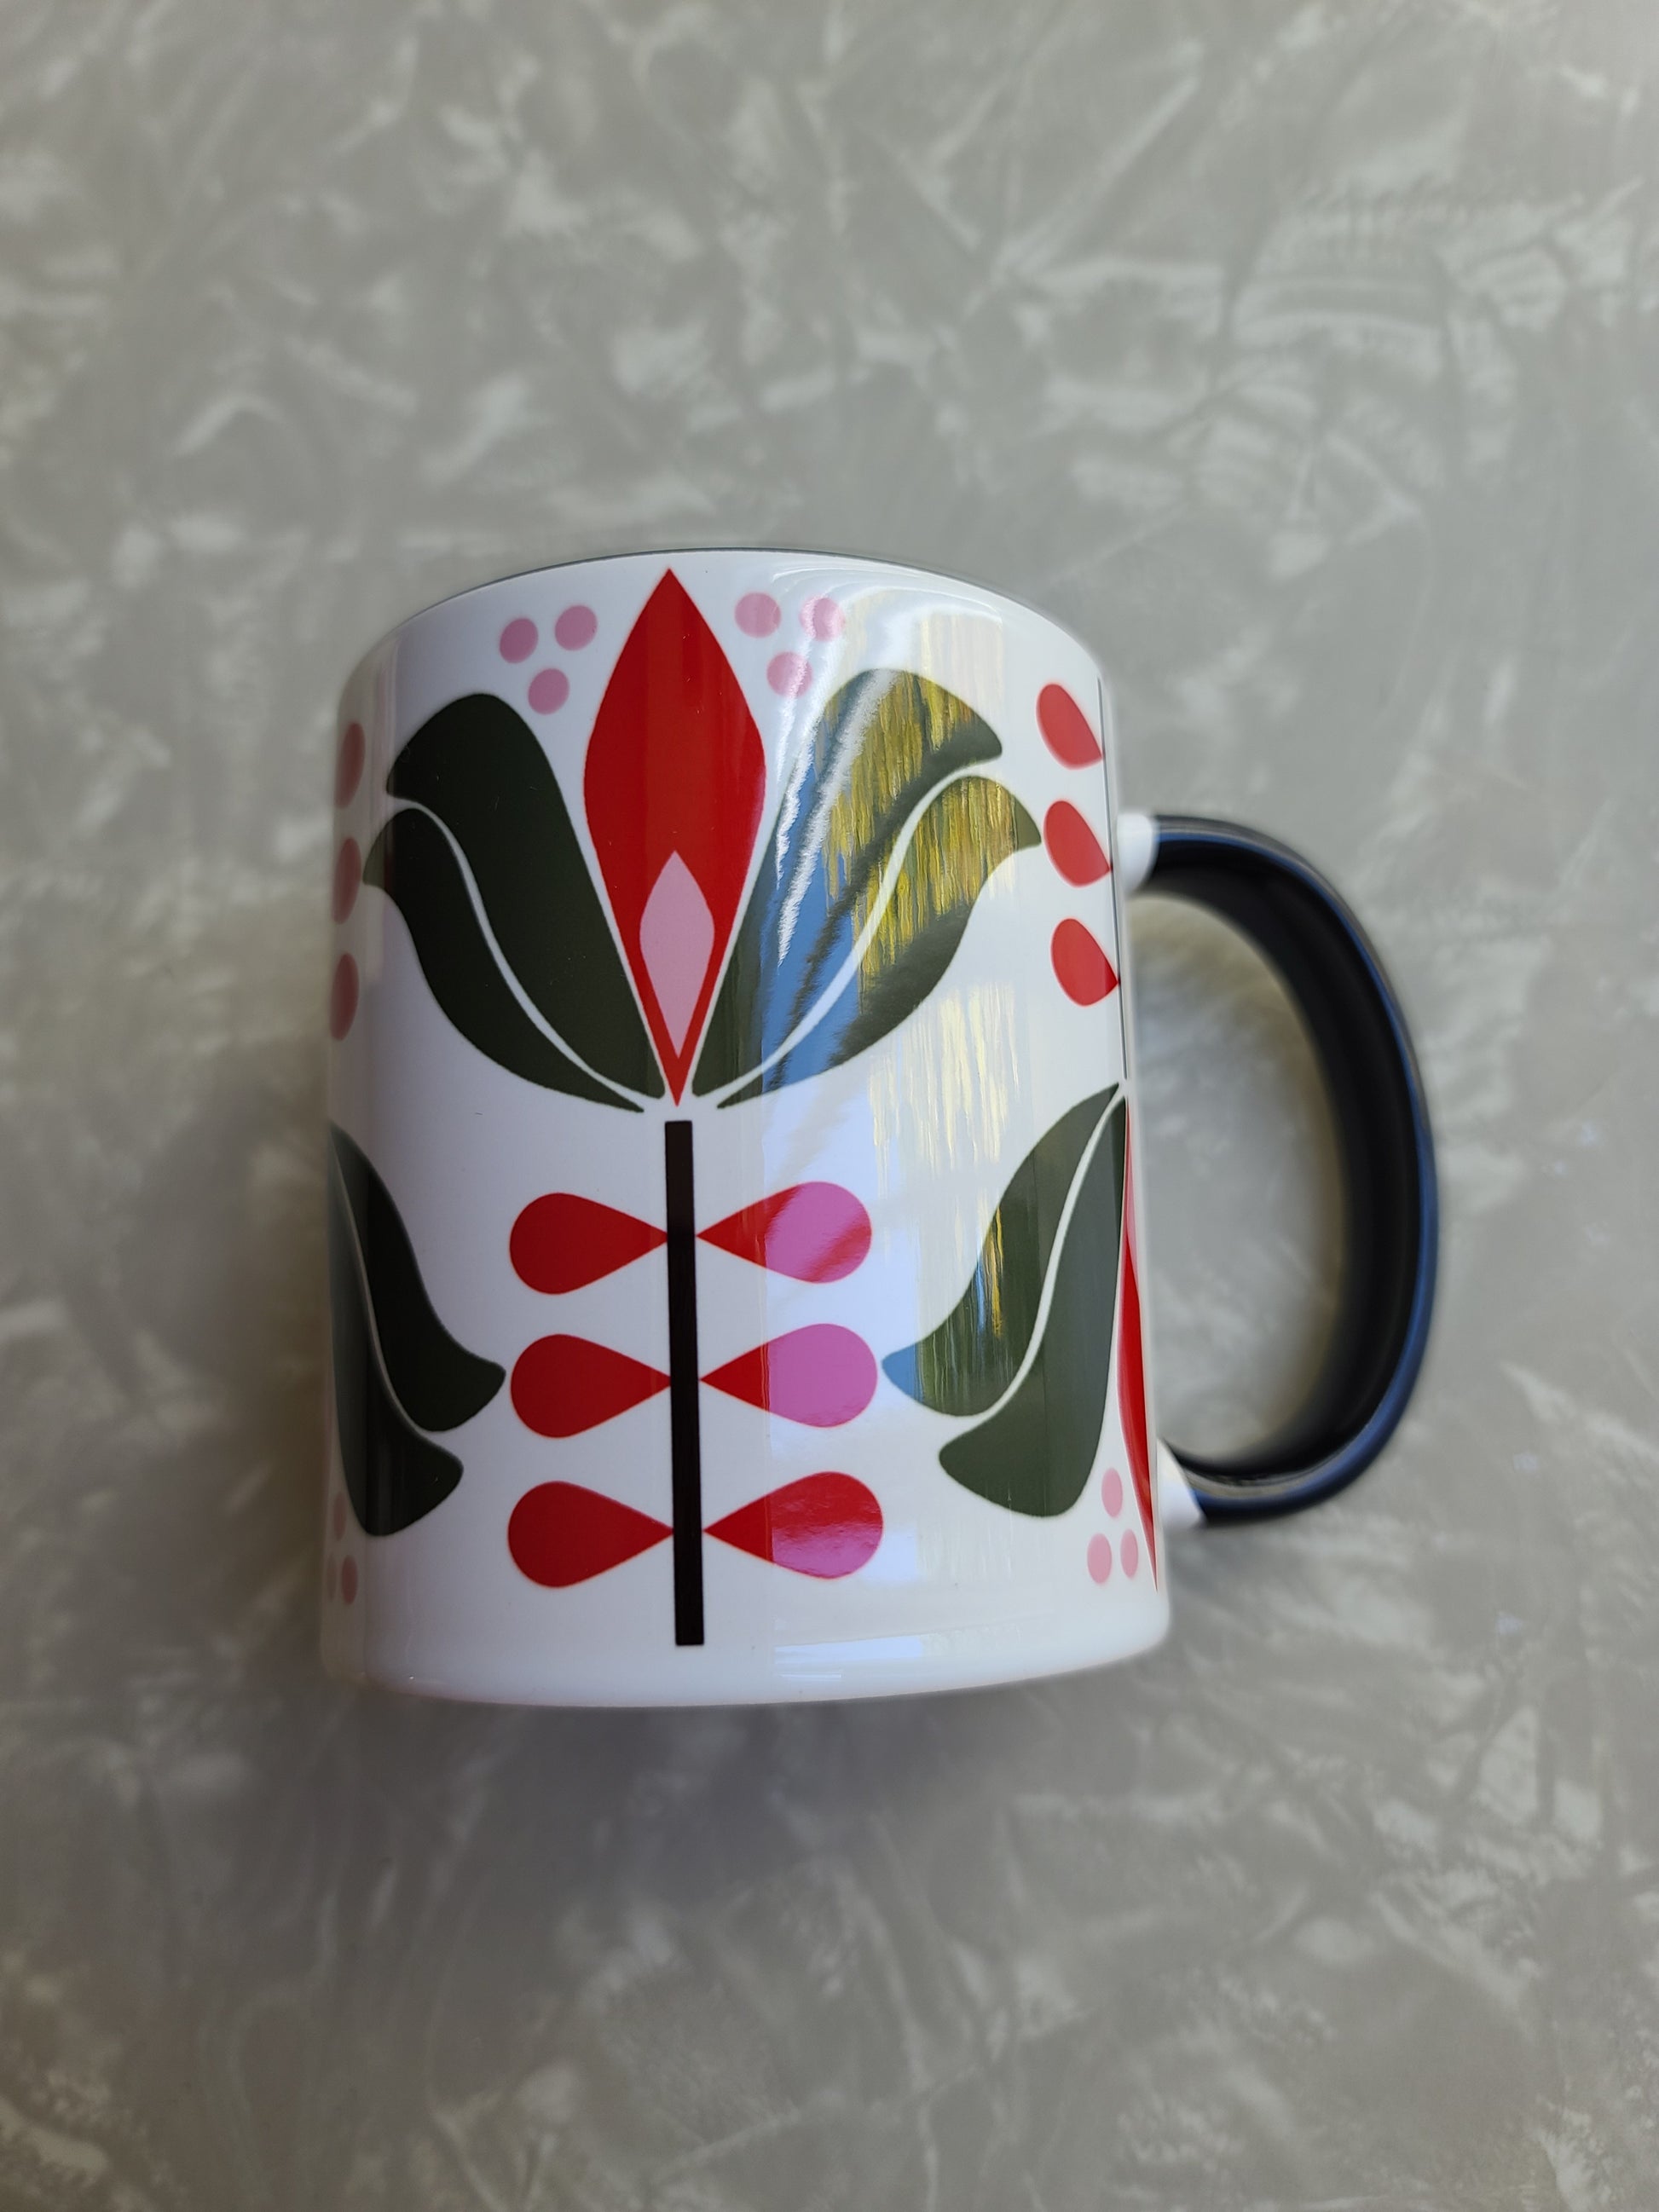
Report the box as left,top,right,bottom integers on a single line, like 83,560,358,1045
1051,919,1119,1005
509,1481,670,1586
699,1183,871,1282
1043,801,1110,887
1037,683,1103,767
511,1335,668,1437
1118,1129,1156,1580
583,570,768,1097
703,1325,876,1427
511,1193,665,1293
708,1474,882,1578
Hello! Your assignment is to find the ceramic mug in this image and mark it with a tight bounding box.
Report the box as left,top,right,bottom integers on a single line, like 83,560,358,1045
323,551,1436,1705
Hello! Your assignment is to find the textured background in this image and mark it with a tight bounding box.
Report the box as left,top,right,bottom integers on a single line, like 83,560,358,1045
3,1,1658,2205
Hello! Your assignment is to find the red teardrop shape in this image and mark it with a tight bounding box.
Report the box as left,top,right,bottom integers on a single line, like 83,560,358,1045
511,1335,668,1437
583,570,768,1098
508,1481,671,1586
699,1184,871,1281
335,720,366,806
329,953,360,1039
332,836,363,921
708,1474,883,1579
1037,684,1103,767
702,1325,877,1427
1051,919,1118,1005
1043,801,1110,887
511,1193,666,1293
1117,1129,1156,1580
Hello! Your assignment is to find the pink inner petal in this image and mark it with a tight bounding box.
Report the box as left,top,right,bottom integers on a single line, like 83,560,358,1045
704,1325,877,1427
639,852,715,1053
764,1325,876,1425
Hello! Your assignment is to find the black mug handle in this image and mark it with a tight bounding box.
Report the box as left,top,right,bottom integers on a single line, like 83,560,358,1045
1124,814,1438,1523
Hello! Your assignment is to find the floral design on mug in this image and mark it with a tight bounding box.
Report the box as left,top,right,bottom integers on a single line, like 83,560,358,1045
881,1083,1155,1574
353,569,1043,1640
326,1126,504,1535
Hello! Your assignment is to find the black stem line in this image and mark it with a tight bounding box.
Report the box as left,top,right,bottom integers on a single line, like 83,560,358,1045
664,1120,704,1646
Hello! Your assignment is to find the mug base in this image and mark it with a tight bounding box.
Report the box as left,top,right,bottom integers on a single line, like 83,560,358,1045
321,1599,1171,1708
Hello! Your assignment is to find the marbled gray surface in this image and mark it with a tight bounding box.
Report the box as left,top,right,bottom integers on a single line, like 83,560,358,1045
3,0,1657,2203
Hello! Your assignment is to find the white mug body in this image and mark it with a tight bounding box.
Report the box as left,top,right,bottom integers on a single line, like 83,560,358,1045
324,552,1165,1704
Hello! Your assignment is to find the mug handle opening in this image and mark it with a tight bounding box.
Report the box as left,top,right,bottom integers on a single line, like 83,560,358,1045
1121,813,1439,1523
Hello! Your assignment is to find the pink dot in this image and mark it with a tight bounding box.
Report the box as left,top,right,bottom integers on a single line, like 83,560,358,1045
340,1556,358,1606
329,954,359,1041
332,1493,347,1540
1122,1531,1141,1579
1087,1534,1113,1585
335,722,365,807
768,651,811,697
528,667,569,713
499,617,537,663
332,837,361,924
325,1556,337,1601
736,592,781,638
554,604,597,650
801,595,845,641
1101,1466,1124,1517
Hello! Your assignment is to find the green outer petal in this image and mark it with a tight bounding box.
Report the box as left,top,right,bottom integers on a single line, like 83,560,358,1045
695,670,1004,1096
327,1165,465,1535
721,777,1039,1102
364,810,641,1109
329,1126,503,1434
388,694,661,1098
884,1088,1115,1418
938,1094,1127,1517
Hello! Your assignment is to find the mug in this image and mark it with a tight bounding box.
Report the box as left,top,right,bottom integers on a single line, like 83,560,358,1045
323,551,1436,1705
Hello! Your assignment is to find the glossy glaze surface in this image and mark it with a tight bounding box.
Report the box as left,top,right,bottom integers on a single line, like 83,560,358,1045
327,553,1163,1701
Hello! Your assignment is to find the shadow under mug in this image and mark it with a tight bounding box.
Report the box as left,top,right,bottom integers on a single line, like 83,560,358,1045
322,551,1436,1705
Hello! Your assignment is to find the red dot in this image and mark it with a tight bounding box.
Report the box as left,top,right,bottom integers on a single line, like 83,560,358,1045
554,604,597,649
332,1493,347,1540
332,837,361,923
335,722,366,806
1044,801,1109,886
329,954,360,1040
1101,1466,1124,1517
340,1556,358,1605
1037,684,1102,767
1088,1534,1113,1584
801,595,844,640
736,592,780,637
325,1556,337,1601
500,616,537,663
528,667,569,713
768,651,811,696
1121,1531,1141,1579
1051,921,1117,1006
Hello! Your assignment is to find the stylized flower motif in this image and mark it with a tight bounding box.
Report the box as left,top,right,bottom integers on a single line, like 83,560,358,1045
364,576,1039,1111
884,1087,1157,1577
326,1126,503,1535
352,568,1048,1638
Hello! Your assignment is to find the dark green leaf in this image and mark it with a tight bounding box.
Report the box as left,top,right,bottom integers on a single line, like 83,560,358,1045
718,775,1038,1101
364,809,640,1108
884,1089,1115,1417
694,670,1007,1097
330,1125,503,1433
386,694,661,1099
327,1164,465,1535
937,1094,1126,1517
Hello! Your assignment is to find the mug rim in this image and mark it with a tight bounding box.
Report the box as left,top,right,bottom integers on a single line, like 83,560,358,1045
347,545,1103,697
